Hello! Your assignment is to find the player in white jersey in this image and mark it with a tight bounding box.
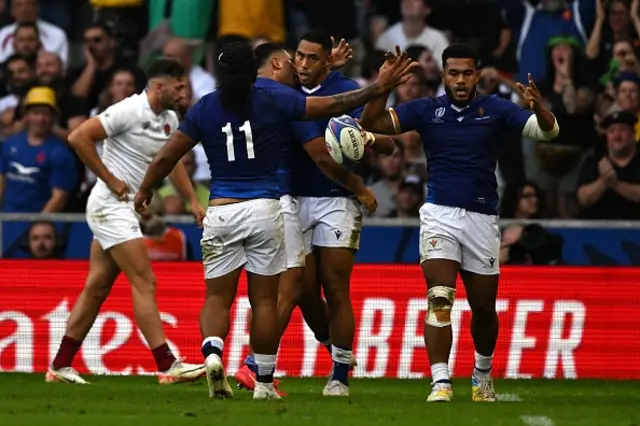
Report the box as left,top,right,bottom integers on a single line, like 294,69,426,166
46,58,206,385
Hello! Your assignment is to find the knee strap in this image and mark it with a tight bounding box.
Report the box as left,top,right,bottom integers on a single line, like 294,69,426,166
426,286,456,327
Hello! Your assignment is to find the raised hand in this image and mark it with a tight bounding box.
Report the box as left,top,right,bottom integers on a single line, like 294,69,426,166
331,37,353,69
376,46,420,92
516,73,542,110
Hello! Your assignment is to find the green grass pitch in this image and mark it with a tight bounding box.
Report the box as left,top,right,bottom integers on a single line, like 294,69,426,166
0,374,639,426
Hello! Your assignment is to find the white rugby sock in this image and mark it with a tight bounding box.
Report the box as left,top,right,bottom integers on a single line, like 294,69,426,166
473,351,493,381
431,362,450,384
254,353,277,384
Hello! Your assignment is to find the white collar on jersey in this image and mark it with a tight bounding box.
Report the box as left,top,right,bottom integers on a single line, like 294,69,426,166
301,85,322,94
450,103,470,113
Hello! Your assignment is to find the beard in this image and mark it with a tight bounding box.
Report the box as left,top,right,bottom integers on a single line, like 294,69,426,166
444,85,477,107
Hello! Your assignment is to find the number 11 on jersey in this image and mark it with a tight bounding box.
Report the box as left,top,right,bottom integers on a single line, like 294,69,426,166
222,121,254,162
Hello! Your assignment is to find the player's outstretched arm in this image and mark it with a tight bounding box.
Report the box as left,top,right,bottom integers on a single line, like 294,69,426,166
359,95,399,135
303,47,418,120
303,136,377,214
137,130,197,210
68,117,121,190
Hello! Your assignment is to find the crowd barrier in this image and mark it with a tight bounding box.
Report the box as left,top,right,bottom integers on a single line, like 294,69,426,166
1,260,639,379
3,213,640,265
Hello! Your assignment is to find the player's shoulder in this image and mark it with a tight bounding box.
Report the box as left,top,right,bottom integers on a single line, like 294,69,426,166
330,72,361,91
395,95,441,112
105,92,144,115
477,93,519,112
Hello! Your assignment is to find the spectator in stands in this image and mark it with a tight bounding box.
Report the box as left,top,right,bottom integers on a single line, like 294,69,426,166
0,0,68,66
370,140,405,217
375,0,449,69
24,220,65,259
596,39,640,102
524,36,596,218
157,150,209,215
12,21,40,63
406,44,442,96
141,213,190,261
388,174,424,218
601,73,640,140
0,54,35,138
7,51,87,142
502,0,594,84
587,0,640,78
394,67,427,105
217,0,286,47
68,22,145,111
577,110,640,218
162,37,215,102
0,86,77,213
500,180,546,219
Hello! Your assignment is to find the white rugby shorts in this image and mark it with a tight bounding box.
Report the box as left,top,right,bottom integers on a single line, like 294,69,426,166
280,195,305,269
297,196,363,254
86,190,143,250
419,203,500,275
201,199,285,279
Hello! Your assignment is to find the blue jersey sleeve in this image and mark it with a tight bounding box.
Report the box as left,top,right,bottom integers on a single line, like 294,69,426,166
499,97,534,134
0,141,6,174
272,88,307,120
292,120,323,145
49,145,78,191
393,99,425,133
178,100,202,142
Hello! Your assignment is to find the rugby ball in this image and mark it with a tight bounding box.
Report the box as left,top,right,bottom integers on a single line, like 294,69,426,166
325,115,365,164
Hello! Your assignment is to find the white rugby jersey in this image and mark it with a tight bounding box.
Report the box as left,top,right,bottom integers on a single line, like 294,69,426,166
92,92,179,200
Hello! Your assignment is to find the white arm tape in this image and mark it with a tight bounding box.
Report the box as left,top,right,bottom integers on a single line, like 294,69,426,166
522,114,560,141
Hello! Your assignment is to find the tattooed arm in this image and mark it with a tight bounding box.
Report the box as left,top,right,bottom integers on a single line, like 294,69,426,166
303,82,389,119
303,48,418,120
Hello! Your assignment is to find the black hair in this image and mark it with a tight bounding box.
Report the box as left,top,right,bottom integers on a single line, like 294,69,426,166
299,28,332,54
146,57,186,80
499,180,545,219
216,41,257,120
83,20,113,37
362,49,387,80
15,21,39,38
3,53,32,76
442,43,480,69
406,45,429,62
255,42,286,68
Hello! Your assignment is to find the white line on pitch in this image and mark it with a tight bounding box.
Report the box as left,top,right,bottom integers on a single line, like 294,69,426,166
497,393,523,402
520,415,555,426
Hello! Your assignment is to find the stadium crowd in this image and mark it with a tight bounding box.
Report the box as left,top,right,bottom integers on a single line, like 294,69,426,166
0,0,638,229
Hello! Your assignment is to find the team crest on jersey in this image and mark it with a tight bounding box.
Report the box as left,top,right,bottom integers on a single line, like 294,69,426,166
142,121,150,129
163,123,171,136
433,107,445,123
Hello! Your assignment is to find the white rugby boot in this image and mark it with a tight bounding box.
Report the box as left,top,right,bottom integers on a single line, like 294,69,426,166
205,354,234,399
45,367,90,384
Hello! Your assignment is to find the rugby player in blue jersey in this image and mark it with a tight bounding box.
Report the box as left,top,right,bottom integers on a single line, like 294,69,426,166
360,44,559,402
235,41,397,397
134,41,415,400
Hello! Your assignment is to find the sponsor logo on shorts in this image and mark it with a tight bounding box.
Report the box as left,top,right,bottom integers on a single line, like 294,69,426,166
334,230,343,240
427,238,442,252
489,257,496,268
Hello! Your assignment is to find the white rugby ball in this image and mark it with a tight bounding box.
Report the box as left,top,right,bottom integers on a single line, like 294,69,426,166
325,115,365,164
